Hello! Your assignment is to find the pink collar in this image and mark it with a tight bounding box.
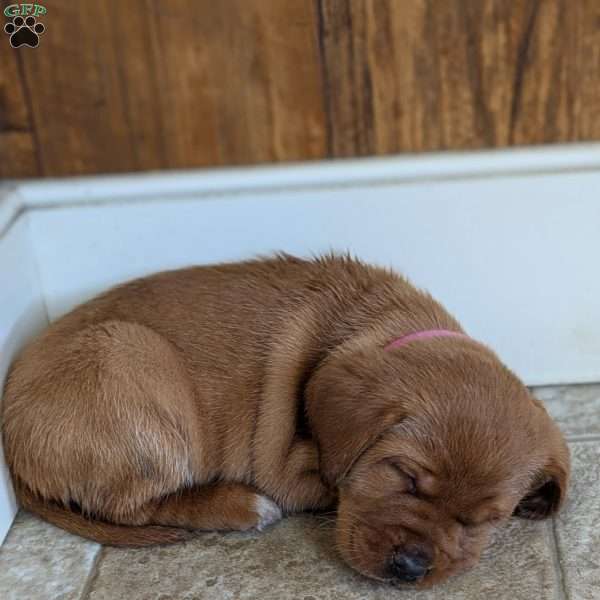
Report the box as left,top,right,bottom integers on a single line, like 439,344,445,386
384,329,468,351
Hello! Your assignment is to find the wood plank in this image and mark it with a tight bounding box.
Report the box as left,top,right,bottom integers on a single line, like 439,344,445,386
15,2,137,175
145,0,327,167
0,131,38,178
509,0,600,145
99,1,169,172
318,0,600,156
13,1,326,176
0,4,40,178
7,0,600,175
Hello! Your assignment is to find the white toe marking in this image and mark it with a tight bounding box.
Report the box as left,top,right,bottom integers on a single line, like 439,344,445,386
254,495,282,531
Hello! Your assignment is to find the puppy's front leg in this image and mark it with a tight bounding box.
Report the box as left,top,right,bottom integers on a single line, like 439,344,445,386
146,483,282,532
284,438,338,511
254,436,336,512
255,318,337,512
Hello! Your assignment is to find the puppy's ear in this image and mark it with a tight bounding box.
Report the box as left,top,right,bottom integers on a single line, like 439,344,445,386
514,442,570,519
305,352,402,487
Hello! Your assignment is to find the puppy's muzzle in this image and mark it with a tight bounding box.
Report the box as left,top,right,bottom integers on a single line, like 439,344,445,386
389,547,431,583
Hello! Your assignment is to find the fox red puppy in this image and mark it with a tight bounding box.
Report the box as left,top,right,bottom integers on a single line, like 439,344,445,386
2,254,569,587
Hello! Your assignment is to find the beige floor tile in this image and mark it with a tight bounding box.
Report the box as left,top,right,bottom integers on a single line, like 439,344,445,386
553,441,600,600
5,384,597,599
533,383,600,438
88,513,557,600
0,511,100,600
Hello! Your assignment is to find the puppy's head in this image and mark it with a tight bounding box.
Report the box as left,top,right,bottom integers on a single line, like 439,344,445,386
306,336,569,587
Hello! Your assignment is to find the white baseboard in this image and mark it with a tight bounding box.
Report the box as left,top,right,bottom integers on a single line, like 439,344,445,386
1,143,600,544
0,216,49,545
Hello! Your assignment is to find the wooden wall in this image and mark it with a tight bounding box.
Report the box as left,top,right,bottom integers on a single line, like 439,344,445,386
1,0,600,178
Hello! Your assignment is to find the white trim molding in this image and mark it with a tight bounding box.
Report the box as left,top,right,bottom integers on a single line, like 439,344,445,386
3,142,600,213
2,142,600,380
1,143,600,543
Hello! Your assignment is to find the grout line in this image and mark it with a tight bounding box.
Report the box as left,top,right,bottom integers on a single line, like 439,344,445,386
79,545,105,600
565,434,600,443
546,519,570,600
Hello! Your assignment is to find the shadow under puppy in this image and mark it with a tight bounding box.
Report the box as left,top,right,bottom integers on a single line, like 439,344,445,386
2,253,569,587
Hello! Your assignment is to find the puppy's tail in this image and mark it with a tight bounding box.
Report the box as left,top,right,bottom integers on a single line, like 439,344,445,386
15,483,194,547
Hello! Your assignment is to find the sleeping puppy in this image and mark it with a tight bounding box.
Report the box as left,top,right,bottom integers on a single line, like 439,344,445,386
1,253,569,587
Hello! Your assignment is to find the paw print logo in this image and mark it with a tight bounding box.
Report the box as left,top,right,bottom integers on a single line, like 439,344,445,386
4,16,45,48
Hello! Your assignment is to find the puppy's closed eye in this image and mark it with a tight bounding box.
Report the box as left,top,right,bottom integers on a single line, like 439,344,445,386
388,462,417,495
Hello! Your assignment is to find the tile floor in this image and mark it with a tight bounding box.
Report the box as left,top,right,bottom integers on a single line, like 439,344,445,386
1,384,599,600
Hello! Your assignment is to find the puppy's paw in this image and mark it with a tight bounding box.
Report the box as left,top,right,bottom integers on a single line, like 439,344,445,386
253,494,282,531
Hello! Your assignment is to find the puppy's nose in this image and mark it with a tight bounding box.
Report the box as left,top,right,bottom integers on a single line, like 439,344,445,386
390,549,430,582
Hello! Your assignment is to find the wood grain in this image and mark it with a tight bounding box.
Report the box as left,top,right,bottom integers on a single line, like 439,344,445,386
13,2,137,175
3,0,325,176
319,0,600,156
0,10,39,178
144,0,327,168
2,1,600,176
